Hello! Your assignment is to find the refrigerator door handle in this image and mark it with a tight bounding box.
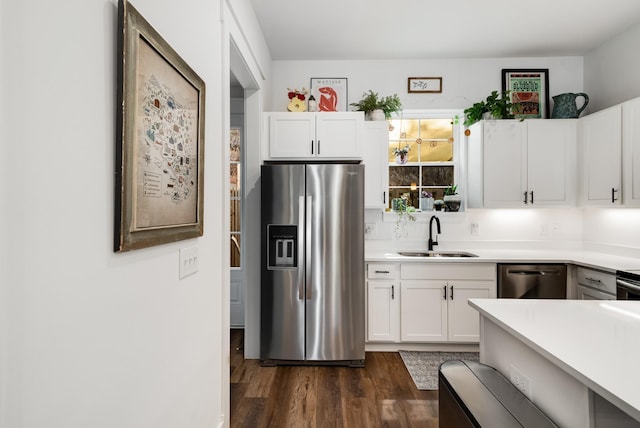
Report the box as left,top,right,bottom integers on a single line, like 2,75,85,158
306,195,313,300
298,196,305,300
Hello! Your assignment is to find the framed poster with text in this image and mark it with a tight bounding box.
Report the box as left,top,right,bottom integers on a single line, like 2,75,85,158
310,78,348,112
502,69,549,119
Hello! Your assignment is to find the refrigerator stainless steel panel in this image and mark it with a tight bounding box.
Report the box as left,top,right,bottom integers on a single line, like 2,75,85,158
261,163,365,365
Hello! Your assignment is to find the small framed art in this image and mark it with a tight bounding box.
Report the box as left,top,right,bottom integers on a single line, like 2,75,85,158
408,77,442,93
310,78,348,112
501,69,549,119
115,0,206,252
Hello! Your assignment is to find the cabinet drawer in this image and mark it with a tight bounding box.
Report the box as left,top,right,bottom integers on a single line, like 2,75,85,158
367,263,399,279
401,263,496,280
576,267,616,294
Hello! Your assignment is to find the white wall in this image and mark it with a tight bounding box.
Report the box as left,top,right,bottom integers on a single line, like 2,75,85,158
268,57,583,113
584,23,640,112
0,0,270,427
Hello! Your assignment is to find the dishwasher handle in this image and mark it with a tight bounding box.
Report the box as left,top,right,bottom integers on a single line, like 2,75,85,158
507,269,561,276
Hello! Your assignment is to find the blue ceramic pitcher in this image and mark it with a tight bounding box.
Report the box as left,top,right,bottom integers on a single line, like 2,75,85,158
551,93,589,118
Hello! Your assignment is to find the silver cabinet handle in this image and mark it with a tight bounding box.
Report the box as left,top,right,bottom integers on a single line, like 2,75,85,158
375,270,390,274
585,277,602,284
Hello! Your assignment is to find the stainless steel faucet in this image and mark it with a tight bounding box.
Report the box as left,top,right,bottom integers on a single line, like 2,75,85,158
428,215,441,251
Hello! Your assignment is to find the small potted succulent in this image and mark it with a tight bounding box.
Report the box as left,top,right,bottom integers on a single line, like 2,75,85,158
434,199,444,211
350,90,402,121
443,185,461,212
420,191,434,211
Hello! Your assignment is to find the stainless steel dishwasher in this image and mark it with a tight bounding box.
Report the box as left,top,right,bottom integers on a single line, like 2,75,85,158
498,264,567,299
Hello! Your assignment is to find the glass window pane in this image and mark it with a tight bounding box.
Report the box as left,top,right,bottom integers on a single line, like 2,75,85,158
230,128,240,162
422,166,454,186
420,119,453,139
388,119,402,140
231,198,240,232
420,141,453,162
401,119,420,140
230,235,241,268
230,164,240,193
389,166,419,186
420,187,446,201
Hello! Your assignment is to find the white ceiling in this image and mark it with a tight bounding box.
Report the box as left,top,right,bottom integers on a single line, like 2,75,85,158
250,0,640,60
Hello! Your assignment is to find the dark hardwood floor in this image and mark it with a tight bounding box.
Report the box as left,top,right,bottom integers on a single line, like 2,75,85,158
230,329,439,427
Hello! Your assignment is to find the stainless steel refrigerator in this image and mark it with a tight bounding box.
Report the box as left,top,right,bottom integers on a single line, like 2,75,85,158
260,163,365,366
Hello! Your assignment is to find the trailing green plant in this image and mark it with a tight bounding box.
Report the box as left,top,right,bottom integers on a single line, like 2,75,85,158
463,90,519,127
350,90,402,119
394,203,417,239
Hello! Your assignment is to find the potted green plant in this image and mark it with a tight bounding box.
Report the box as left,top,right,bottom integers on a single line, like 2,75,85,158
463,90,519,127
443,185,461,212
392,144,410,164
351,90,402,120
393,198,417,238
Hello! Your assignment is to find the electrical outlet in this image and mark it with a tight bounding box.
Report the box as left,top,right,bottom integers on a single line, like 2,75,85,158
510,365,533,399
470,223,480,236
179,246,199,279
365,223,376,238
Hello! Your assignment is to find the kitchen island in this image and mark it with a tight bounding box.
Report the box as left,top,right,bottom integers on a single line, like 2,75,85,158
470,298,640,428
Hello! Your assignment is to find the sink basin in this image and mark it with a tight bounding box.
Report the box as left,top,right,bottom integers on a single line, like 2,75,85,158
398,251,479,258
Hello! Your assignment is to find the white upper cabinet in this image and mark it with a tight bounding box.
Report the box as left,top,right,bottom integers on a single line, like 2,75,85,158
362,121,389,209
267,112,363,159
579,104,622,205
469,119,577,208
622,97,640,206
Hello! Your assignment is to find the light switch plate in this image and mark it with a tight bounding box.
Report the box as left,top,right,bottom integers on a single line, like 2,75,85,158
179,246,199,279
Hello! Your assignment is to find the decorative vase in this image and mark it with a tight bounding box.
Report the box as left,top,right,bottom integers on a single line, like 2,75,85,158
551,93,589,118
366,109,386,121
443,194,461,212
395,153,408,164
420,197,434,211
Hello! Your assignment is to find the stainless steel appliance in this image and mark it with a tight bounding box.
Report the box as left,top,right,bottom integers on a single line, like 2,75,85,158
260,163,365,366
616,270,640,300
498,264,567,299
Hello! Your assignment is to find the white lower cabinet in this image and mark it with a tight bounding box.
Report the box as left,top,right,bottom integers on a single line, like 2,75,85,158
366,262,496,344
366,263,400,342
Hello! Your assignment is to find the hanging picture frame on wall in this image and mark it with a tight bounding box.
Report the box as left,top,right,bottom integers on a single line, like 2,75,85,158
501,69,549,119
115,0,206,252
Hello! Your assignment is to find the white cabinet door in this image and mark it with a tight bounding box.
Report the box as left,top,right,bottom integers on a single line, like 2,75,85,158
580,105,622,205
315,113,363,159
367,280,399,342
483,120,528,207
447,281,492,342
268,113,315,158
527,120,577,206
623,97,640,206
362,121,389,209
267,112,363,160
400,281,447,342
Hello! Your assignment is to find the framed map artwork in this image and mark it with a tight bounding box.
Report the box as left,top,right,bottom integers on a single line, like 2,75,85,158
501,69,549,119
115,0,205,252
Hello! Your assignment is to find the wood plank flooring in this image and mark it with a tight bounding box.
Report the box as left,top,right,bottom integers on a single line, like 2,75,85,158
230,330,439,427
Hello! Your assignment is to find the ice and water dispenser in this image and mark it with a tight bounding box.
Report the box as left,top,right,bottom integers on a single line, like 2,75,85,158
267,225,297,269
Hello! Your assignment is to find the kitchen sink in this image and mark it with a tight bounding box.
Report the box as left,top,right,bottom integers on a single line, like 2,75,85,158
398,251,479,258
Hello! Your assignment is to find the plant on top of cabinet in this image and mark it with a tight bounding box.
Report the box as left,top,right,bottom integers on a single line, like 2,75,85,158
463,90,519,127
351,90,402,121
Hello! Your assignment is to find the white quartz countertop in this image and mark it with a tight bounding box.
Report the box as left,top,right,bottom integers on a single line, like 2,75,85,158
469,298,640,422
365,248,640,272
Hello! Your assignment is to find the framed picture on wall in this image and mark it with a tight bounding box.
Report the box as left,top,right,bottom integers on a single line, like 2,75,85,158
115,0,206,252
407,77,443,93
310,78,348,112
501,69,549,119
